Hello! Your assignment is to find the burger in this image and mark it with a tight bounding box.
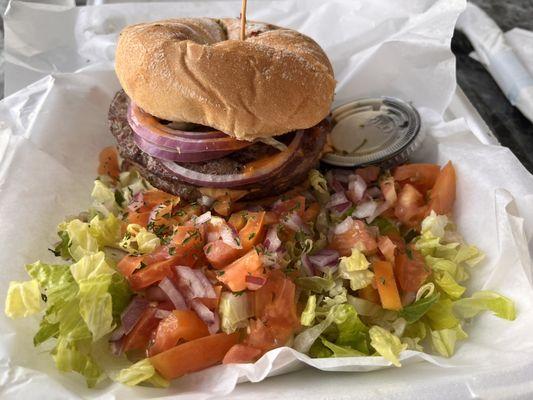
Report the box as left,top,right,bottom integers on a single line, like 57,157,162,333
109,17,336,201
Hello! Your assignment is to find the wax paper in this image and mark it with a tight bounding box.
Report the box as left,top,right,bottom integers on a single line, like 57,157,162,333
1,0,533,399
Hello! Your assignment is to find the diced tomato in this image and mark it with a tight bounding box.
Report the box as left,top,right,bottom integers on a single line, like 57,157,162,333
170,225,206,266
355,166,380,183
204,240,242,269
122,307,159,353
148,202,174,227
117,255,144,277
273,195,306,217
97,146,120,180
172,203,202,225
150,332,240,380
148,310,209,356
394,183,427,228
140,190,180,211
126,211,151,228
217,249,265,292
239,211,266,252
213,195,232,217
378,236,397,262
264,211,279,225
223,344,262,364
358,285,381,304
128,258,177,291
228,212,248,231
393,164,440,193
330,219,378,256
245,319,277,352
394,247,430,292
303,202,321,223
373,260,402,311
428,161,456,215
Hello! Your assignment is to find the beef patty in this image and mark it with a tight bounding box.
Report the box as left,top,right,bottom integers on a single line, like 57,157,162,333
108,90,328,200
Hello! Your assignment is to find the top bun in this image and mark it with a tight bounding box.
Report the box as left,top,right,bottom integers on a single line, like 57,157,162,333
115,18,336,141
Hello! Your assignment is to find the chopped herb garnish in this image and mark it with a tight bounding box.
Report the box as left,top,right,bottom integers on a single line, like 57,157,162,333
234,290,245,296
215,270,225,276
168,247,176,256
406,248,413,260
41,293,48,303
162,213,172,219
139,261,148,269
205,244,212,254
248,232,256,240
380,277,386,285
114,189,126,207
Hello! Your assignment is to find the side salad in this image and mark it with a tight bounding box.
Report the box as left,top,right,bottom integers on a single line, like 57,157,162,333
5,147,515,387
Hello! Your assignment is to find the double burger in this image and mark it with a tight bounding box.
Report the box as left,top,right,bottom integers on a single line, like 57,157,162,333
110,17,336,200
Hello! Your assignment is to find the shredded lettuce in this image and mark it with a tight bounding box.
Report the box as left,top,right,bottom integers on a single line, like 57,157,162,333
399,292,440,324
219,291,252,334
5,280,42,318
301,295,317,326
115,359,169,387
338,249,374,291
64,219,99,261
88,214,121,248
320,337,365,357
430,324,468,357
369,326,407,367
119,224,160,255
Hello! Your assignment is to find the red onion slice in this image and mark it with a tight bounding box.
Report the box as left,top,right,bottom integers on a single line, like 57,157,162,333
110,338,124,356
365,186,382,199
109,325,126,342
332,202,352,214
133,134,235,162
175,266,216,299
220,224,242,249
158,278,188,310
264,225,281,252
160,131,304,188
281,212,310,234
245,275,267,291
308,249,340,268
192,269,217,299
145,285,169,302
194,211,212,226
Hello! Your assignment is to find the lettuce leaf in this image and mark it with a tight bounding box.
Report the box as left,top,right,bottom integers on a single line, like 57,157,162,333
119,224,160,255
399,293,440,323
434,271,466,299
5,280,42,318
301,295,317,326
453,291,516,320
295,275,335,292
115,359,168,387
369,326,407,367
320,338,365,357
88,214,121,248
64,219,99,261
429,325,468,358
53,338,102,388
338,249,374,291
424,297,459,330
219,291,252,334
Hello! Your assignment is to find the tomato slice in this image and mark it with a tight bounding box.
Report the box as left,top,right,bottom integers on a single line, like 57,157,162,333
394,183,427,228
428,161,456,215
127,211,151,228
117,255,144,277
330,219,378,256
373,260,402,311
139,189,180,212
394,247,430,292
217,249,265,292
148,310,209,356
223,344,262,364
122,307,159,353
393,163,440,193
150,332,240,380
97,146,120,179
128,258,177,291
239,211,266,252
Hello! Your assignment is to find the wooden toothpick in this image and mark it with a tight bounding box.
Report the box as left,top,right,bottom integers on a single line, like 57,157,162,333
240,0,247,40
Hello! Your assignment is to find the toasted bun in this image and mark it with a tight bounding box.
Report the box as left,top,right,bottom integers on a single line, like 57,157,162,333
115,18,335,141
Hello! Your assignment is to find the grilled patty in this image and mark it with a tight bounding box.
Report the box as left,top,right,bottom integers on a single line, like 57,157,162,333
108,90,328,200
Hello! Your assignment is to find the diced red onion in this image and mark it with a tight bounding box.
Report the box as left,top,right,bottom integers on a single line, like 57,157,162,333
145,285,169,302
334,216,354,235
155,309,172,319
332,179,345,193
332,202,351,214
110,338,124,356
199,195,214,207
195,211,212,226
308,249,340,268
191,299,220,334
245,275,267,290
282,212,310,234
109,325,126,342
366,201,390,224
260,252,278,267
192,269,217,298
327,191,349,209
402,291,417,307
264,225,281,252
314,263,339,275
347,174,367,203
175,266,216,300
333,169,353,183
158,278,188,310
160,131,304,188
220,224,242,249
120,296,149,336
365,186,382,199
353,200,378,219
300,254,314,276
128,192,144,212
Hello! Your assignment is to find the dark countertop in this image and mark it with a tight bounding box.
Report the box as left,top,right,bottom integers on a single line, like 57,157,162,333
453,0,533,173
